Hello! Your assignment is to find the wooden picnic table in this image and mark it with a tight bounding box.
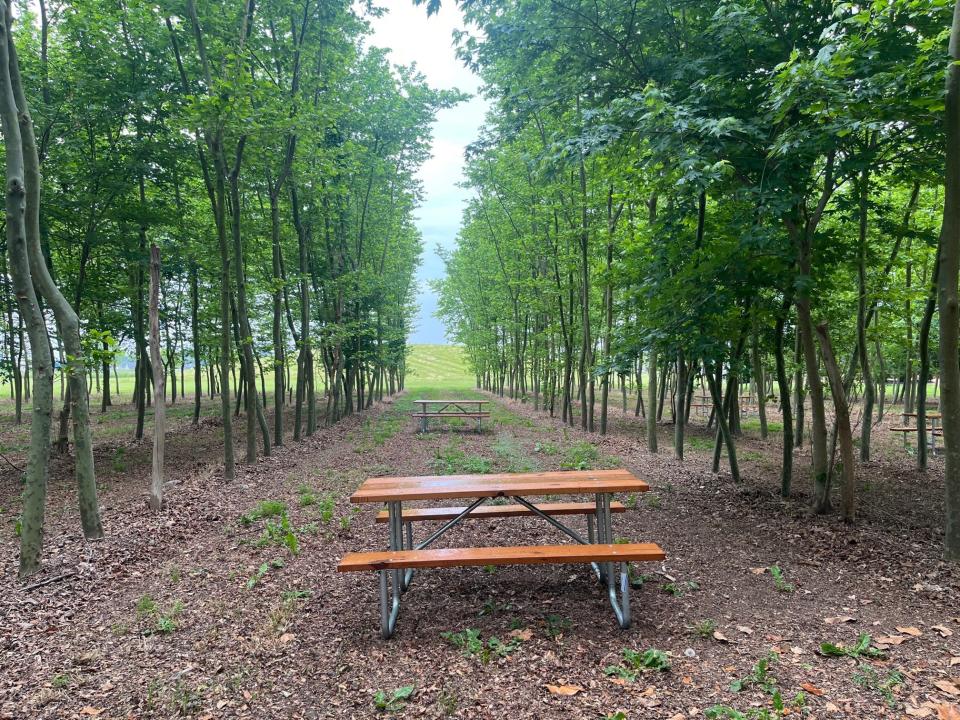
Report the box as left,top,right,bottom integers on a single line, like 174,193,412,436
340,468,662,638
411,398,490,433
892,412,943,452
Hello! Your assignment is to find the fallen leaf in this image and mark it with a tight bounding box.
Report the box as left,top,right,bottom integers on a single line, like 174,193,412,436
934,625,955,638
509,628,533,641
242,690,252,701
800,682,824,696
713,630,730,642
825,703,841,713
937,703,960,720
639,686,656,697
750,567,767,575
736,625,754,635
681,676,692,685
935,680,960,696
545,684,584,696
279,633,295,644
670,714,685,720
876,635,906,645
906,706,934,718
825,616,856,624
951,658,960,667
790,646,805,655
79,709,103,717
607,678,629,687
898,626,924,637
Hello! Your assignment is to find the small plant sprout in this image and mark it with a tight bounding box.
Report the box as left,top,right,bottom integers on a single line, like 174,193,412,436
694,619,717,638
769,565,794,593
603,648,670,681
373,685,415,713
819,633,884,659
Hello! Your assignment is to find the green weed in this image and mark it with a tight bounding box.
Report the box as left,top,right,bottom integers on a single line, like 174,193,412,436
603,648,670,680
239,500,288,526
769,565,794,593
560,441,600,470
853,663,904,707
373,685,415,713
820,633,884,659
246,558,285,590
694,619,717,638
441,628,522,664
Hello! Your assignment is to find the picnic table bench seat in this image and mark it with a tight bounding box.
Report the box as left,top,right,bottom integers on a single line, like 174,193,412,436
337,542,664,571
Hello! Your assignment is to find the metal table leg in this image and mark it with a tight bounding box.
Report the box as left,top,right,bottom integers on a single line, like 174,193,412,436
380,501,403,638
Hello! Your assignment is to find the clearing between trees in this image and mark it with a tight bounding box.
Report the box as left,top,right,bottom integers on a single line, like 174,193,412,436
0,347,956,719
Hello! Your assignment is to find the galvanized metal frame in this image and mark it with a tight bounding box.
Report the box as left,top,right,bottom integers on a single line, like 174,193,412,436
376,491,631,639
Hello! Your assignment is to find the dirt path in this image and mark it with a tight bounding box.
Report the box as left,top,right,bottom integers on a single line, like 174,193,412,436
1,389,958,719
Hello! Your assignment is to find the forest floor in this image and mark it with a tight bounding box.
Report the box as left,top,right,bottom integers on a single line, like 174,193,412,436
0,349,959,719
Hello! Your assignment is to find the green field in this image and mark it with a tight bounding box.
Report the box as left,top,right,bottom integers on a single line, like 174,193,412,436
405,344,473,391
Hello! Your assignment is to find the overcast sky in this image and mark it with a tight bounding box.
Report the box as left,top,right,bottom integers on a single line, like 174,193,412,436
366,1,487,345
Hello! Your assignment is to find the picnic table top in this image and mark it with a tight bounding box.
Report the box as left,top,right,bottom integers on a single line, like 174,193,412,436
412,398,489,404
902,412,942,419
350,468,649,503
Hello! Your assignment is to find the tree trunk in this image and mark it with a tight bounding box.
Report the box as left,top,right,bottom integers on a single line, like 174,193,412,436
774,299,794,496
817,323,855,522
857,160,875,461
148,245,165,512
0,4,55,577
8,19,101,540
937,0,960,561
646,348,658,453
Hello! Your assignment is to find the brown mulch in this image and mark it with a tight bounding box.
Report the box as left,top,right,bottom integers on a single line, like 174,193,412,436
0,391,958,719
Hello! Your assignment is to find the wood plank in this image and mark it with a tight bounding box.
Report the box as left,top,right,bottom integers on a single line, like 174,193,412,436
374,501,625,523
413,399,489,404
351,468,650,503
337,542,665,572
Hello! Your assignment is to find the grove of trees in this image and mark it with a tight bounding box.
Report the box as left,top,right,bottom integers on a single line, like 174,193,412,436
0,0,454,577
434,0,960,558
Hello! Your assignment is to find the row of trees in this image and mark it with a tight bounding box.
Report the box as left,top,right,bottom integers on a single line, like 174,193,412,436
434,0,960,557
2,0,452,577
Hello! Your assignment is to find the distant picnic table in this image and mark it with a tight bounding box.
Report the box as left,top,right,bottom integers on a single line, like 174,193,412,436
337,468,666,638
411,399,490,433
892,411,943,451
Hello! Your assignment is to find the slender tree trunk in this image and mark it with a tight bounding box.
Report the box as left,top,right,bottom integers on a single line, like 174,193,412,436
817,323,855,522
857,160,875,461
774,300,794,496
148,245,165,511
647,348,658,452
937,0,960,560
0,4,55,577
7,20,101,539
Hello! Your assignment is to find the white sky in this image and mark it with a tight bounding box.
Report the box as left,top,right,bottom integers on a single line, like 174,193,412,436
366,1,487,345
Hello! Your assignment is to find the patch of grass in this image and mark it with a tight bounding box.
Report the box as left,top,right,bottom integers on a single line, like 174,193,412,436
441,628,523,664
853,663,904,707
281,589,311,602
239,500,288,527
534,440,558,455
687,436,714,450
491,433,539,472
111,447,127,473
431,442,492,475
694,619,717,638
51,673,71,689
257,512,299,556
317,494,336,523
374,685,415,713
135,595,183,635
560,441,600,470
645,494,661,509
297,486,318,507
